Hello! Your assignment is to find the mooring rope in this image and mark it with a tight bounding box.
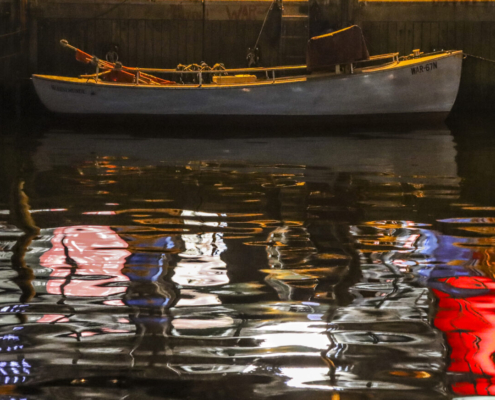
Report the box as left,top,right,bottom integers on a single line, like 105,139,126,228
0,52,22,61
254,0,277,50
463,53,495,64
0,29,26,39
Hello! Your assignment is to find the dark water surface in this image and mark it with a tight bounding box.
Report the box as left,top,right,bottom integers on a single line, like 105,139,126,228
1,120,495,399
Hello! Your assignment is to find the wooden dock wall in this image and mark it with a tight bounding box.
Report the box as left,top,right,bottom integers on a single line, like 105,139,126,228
32,0,286,77
0,0,28,83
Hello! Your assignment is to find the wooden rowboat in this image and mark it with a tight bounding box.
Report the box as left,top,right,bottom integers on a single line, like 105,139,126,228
32,29,462,120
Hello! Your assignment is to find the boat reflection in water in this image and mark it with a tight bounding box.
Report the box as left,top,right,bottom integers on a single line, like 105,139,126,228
4,126,495,399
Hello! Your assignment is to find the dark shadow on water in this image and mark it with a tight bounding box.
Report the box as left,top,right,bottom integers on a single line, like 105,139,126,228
2,108,450,139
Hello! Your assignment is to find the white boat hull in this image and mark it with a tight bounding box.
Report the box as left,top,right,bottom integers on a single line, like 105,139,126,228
32,51,462,117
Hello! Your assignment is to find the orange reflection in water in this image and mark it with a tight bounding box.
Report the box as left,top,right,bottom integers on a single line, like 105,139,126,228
39,225,130,297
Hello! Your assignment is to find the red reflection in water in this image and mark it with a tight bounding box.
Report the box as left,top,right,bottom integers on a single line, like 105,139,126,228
39,225,130,297
433,275,495,395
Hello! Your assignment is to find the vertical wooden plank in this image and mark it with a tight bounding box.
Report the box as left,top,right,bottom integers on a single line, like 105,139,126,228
454,21,463,52
226,21,238,67
56,19,65,75
38,18,50,74
220,20,227,65
447,21,456,51
463,22,473,108
111,19,120,48
154,19,163,68
128,19,137,67
223,20,233,66
397,22,405,57
404,22,413,55
413,22,422,53
63,19,72,75
161,20,170,67
379,22,387,54
119,19,129,65
462,21,471,108
292,21,299,63
144,20,154,67
374,21,382,55
363,22,374,56
472,21,483,108
453,21,466,106
81,19,89,54
203,20,212,65
489,22,495,107
53,19,60,75
52,19,61,74
240,20,248,64
220,20,231,66
480,22,491,106
195,20,203,63
465,21,473,54
153,19,161,67
177,21,187,63
244,20,254,66
91,17,97,55
37,20,48,73
421,22,431,53
207,20,216,66
430,22,439,52
438,22,447,51
95,18,110,59
169,20,179,66
217,21,226,65
78,20,89,73
136,19,146,67
186,19,195,63
388,22,397,54
54,19,61,74
361,21,370,53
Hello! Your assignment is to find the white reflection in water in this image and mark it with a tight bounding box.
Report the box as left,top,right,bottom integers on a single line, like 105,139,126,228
256,332,329,350
173,211,229,288
175,289,222,307
281,367,333,390
172,316,235,330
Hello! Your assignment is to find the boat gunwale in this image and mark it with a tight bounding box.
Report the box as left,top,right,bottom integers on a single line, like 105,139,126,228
32,50,462,91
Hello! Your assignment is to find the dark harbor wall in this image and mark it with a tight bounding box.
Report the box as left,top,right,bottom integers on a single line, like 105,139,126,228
1,0,495,114
0,0,28,118
0,0,27,81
